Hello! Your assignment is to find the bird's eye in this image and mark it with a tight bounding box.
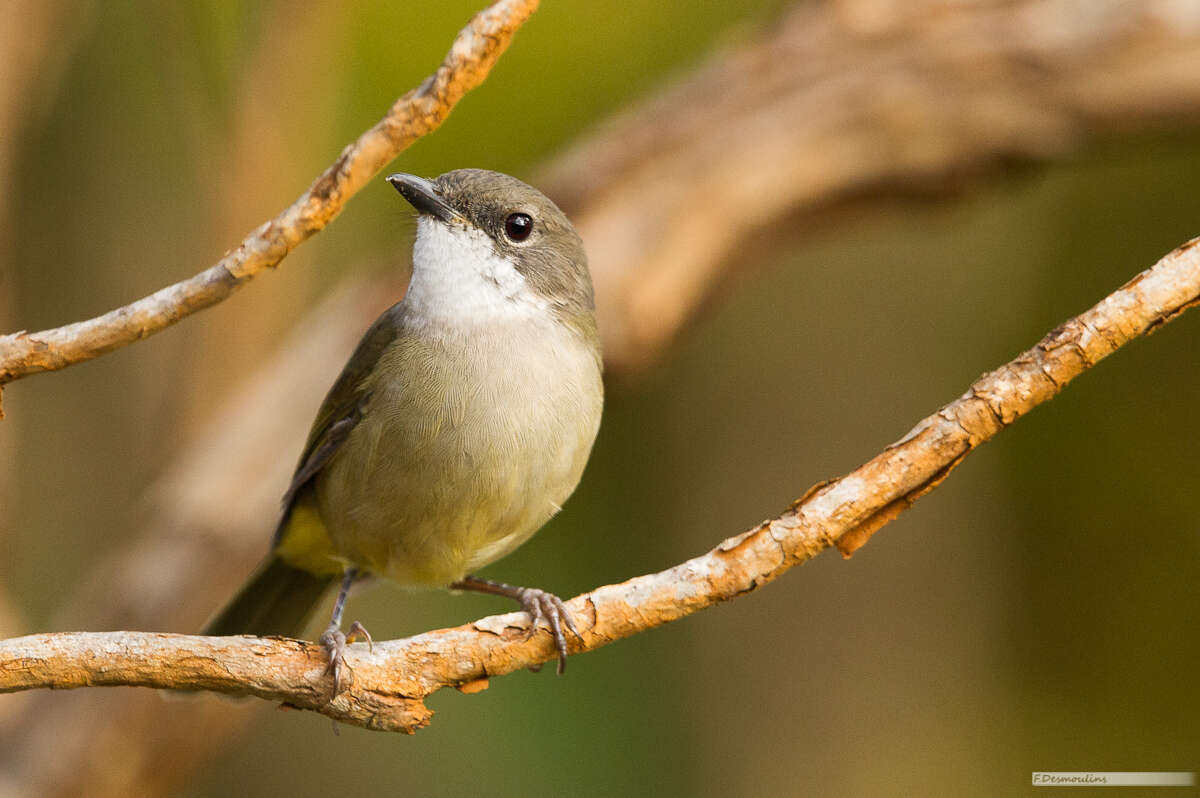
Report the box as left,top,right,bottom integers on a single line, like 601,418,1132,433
504,212,533,242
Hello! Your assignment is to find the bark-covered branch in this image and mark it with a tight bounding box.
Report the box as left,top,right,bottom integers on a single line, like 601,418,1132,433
0,0,539,415
4,235,1198,732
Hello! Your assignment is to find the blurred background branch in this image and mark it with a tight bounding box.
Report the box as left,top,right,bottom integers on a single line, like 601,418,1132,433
0,0,94,739
538,0,1200,371
3,0,1199,795
4,232,1198,732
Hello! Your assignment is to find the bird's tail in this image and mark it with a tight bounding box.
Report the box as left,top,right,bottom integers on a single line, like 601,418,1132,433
202,555,335,639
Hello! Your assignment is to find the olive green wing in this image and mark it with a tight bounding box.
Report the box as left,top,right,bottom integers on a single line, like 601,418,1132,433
271,304,403,549
203,307,405,636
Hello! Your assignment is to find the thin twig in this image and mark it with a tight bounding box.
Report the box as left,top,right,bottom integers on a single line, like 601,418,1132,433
3,235,1197,731
0,0,540,416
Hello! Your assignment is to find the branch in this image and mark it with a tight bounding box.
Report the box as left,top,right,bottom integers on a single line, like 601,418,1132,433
0,278,393,797
538,0,1200,371
4,235,1198,732
0,0,539,414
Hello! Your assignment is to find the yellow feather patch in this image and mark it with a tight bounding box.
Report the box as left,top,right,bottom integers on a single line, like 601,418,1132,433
275,497,345,576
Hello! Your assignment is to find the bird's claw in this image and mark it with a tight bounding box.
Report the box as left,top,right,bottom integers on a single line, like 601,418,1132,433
516,588,582,675
346,620,373,652
320,620,371,694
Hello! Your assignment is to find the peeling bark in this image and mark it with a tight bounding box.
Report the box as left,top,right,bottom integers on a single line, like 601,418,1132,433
3,235,1197,731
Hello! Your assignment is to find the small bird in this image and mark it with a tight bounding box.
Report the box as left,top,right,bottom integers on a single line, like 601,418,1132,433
204,169,604,687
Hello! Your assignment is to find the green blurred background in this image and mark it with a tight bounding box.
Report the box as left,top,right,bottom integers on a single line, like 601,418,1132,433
2,1,1198,796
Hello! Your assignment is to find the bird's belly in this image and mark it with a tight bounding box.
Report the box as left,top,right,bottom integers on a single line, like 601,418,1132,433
314,328,601,586
328,458,561,586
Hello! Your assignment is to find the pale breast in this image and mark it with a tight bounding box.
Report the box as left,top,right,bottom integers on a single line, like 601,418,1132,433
314,315,602,586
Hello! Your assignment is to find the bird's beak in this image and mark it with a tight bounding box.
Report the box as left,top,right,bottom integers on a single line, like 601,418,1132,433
386,173,462,224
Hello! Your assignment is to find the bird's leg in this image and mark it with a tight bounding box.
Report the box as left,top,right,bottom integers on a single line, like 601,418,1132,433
449,575,582,674
319,568,372,693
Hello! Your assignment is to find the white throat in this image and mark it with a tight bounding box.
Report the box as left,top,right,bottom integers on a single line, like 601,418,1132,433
402,216,549,324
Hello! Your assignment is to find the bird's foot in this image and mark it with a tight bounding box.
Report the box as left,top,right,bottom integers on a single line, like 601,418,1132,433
449,576,584,673
319,620,372,694
515,587,582,675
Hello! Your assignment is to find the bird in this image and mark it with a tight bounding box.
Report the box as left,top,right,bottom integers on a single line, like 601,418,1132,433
203,169,604,688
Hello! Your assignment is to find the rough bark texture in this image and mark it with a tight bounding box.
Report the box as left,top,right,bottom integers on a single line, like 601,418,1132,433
0,0,540,412
5,0,1200,791
3,235,1198,731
